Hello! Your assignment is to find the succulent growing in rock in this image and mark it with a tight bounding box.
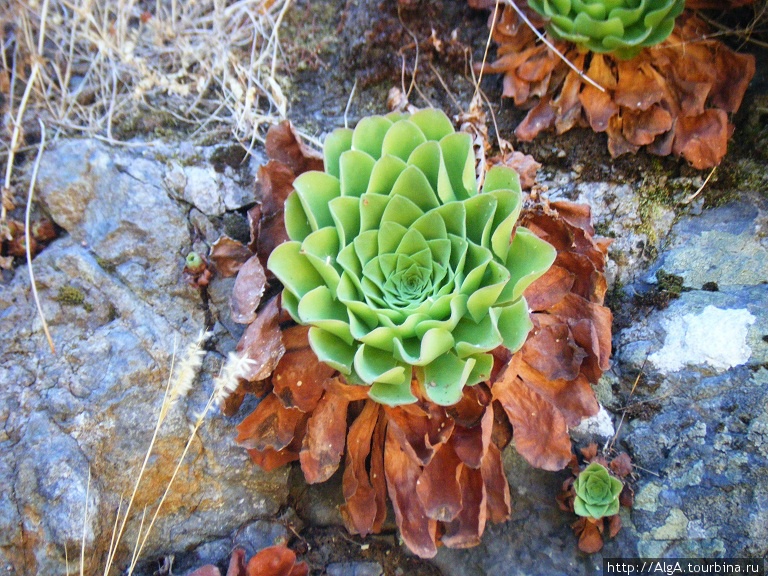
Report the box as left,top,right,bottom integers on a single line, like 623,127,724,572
526,0,685,59
267,109,555,407
573,462,623,519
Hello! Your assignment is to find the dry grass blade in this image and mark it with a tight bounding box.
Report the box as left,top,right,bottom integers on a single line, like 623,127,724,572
5,0,295,148
25,119,55,354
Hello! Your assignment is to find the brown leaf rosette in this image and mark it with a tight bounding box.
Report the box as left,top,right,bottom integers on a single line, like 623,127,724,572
475,5,755,169
225,122,613,558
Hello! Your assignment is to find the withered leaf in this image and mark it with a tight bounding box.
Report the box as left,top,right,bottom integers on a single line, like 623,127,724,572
515,95,556,141
521,323,587,382
451,406,493,469
236,394,305,452
416,442,464,523
245,545,308,576
271,326,334,412
226,548,247,576
441,464,487,549
672,109,730,170
246,446,299,472
300,379,352,484
493,364,572,471
264,121,324,176
370,405,388,533
575,518,604,554
611,453,633,478
385,424,438,558
615,60,666,112
231,255,267,324
189,566,221,576
548,293,612,371
340,401,381,537
481,442,511,523
210,236,254,278
385,402,453,466
524,265,576,311
236,297,285,383
608,513,622,539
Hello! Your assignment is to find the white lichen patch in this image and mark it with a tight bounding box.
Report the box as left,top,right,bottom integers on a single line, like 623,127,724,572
649,306,756,372
571,405,615,439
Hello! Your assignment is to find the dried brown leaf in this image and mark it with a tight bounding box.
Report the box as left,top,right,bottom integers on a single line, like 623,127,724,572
226,548,247,576
441,464,487,549
231,255,267,324
385,424,438,558
210,236,254,278
385,402,453,466
264,121,323,176
189,566,221,576
493,364,573,471
481,442,511,523
246,545,307,576
451,406,493,469
672,109,730,169
271,326,334,412
236,394,305,452
610,452,634,478
416,442,464,523
576,518,604,554
236,297,285,383
300,379,352,484
340,401,381,537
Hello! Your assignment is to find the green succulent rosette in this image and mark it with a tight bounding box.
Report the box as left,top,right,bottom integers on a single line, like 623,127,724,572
573,462,624,519
526,0,685,60
267,109,555,407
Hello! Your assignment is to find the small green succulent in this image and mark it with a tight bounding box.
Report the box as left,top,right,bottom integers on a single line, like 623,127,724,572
526,0,685,60
573,462,624,519
267,109,555,407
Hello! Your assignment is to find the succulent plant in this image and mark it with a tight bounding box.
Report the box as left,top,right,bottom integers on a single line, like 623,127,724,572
526,0,686,59
573,462,623,519
267,109,555,407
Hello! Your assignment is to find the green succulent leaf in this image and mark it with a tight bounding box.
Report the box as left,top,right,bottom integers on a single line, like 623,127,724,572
267,109,556,407
573,462,624,520
527,0,685,59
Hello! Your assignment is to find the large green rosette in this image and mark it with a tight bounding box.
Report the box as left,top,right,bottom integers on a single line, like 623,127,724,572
268,109,555,407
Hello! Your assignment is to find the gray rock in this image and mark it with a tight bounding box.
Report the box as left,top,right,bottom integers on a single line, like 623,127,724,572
0,140,289,575
326,561,384,576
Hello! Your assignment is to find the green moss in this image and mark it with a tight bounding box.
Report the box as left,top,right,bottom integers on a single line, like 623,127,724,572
55,285,93,312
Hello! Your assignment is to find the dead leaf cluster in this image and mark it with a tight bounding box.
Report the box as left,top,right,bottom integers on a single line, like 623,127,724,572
190,545,308,576
557,443,635,553
477,6,756,169
214,122,614,557
0,217,57,270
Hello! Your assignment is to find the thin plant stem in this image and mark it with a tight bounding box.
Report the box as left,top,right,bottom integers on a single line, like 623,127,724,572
25,120,55,354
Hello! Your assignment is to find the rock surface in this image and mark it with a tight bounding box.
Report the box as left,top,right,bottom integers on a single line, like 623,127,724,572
0,140,288,575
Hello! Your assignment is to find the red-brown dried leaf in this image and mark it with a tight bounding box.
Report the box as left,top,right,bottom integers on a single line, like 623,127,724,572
370,405,389,533
416,441,464,522
481,442,511,523
236,394,305,452
210,236,254,278
581,443,598,461
548,293,612,371
451,406,493,469
189,566,221,576
236,297,285,383
264,121,324,176
522,323,586,382
385,401,454,466
610,452,634,478
231,255,267,324
247,446,300,472
524,265,576,311
340,401,381,537
575,518,605,554
441,464,487,549
492,364,573,471
672,109,730,169
623,106,674,146
300,378,353,484
271,326,334,412
608,514,622,538
384,424,438,558
246,545,308,576
515,95,556,141
226,548,247,576
447,384,492,428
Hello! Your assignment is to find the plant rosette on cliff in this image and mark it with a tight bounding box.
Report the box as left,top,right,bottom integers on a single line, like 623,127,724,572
219,112,613,557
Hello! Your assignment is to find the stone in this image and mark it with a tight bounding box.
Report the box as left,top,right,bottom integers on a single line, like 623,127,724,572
0,140,289,575
326,561,384,576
